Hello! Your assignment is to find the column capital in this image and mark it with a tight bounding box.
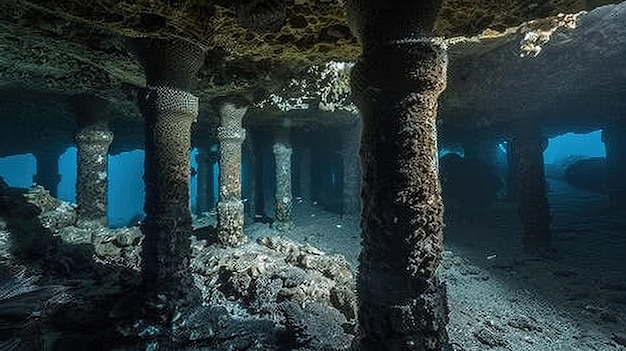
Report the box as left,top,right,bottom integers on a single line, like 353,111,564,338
273,142,293,157
352,40,447,102
130,38,205,90
211,95,250,128
74,129,113,146
142,86,199,119
217,126,246,143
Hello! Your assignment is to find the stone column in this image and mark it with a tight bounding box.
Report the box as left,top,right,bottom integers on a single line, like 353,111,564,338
298,146,312,201
132,38,205,319
342,119,362,216
602,123,626,210
214,96,249,247
74,99,113,228
273,131,293,230
511,122,551,251
195,148,218,214
32,148,63,197
344,0,450,349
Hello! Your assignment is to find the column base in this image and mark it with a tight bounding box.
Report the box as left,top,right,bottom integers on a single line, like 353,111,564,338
356,273,449,351
272,220,294,232
217,200,247,247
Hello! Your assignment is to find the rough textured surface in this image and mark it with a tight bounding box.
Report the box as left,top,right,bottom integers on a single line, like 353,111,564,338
511,121,551,252
195,149,219,215
602,123,626,210
272,136,294,230
341,119,361,216
74,119,113,228
215,97,248,247
350,11,450,348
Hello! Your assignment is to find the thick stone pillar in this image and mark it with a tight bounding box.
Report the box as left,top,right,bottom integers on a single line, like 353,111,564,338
32,148,63,197
511,122,551,251
74,100,113,228
342,119,362,216
132,38,205,321
214,96,249,247
602,123,626,210
195,148,218,214
273,132,293,230
344,1,450,349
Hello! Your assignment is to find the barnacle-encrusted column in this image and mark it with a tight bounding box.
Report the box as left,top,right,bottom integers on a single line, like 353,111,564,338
32,148,63,197
214,96,249,247
342,119,362,216
511,122,551,251
132,38,205,312
195,148,218,214
74,99,113,228
344,1,450,349
273,131,293,231
602,123,626,210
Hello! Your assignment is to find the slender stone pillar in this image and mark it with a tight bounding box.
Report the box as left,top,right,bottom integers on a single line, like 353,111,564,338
602,123,626,210
511,122,551,251
214,96,249,247
195,148,218,214
74,99,113,228
32,148,63,197
342,119,362,216
132,38,205,324
298,146,312,201
273,132,293,230
344,1,450,349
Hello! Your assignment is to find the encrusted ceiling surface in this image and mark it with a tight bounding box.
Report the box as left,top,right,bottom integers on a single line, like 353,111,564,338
0,0,624,155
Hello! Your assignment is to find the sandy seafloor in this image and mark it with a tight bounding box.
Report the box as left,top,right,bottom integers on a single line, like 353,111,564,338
235,172,626,351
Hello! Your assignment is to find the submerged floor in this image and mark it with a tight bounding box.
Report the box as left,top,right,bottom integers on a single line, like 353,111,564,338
237,173,626,350
1,169,625,350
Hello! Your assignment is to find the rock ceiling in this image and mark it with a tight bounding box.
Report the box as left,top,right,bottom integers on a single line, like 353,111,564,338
0,0,624,156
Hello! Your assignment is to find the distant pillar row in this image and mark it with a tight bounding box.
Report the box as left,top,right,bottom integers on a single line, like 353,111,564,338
196,148,218,214
342,119,361,216
463,138,496,166
74,103,113,228
32,148,63,197
602,123,626,210
215,96,248,247
511,122,551,251
345,0,451,346
273,132,293,230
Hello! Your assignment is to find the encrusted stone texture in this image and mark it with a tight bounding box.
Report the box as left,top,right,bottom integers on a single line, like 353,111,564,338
195,149,218,214
349,7,450,346
215,98,248,247
216,200,246,247
342,119,362,216
32,149,63,198
74,123,113,227
511,122,551,251
273,137,293,230
601,123,626,210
